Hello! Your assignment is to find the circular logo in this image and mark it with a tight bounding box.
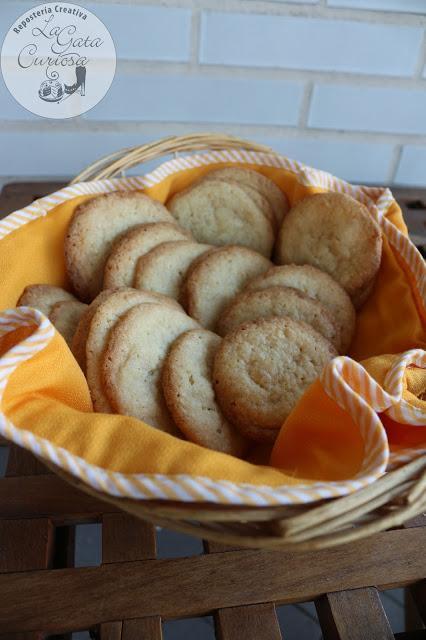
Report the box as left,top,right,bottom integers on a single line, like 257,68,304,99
1,2,116,119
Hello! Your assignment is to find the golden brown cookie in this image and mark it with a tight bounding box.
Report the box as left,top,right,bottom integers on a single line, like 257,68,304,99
49,300,88,347
275,192,382,308
229,182,277,232
213,317,337,442
184,245,272,330
102,303,199,433
246,264,356,353
71,289,114,372
103,222,192,289
162,329,247,456
217,286,339,350
167,179,274,257
203,167,289,226
65,192,175,301
134,240,212,301
17,284,76,317
179,247,220,310
86,288,181,412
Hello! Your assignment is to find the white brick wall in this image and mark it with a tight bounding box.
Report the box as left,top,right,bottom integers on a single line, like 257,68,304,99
0,0,425,189
200,12,423,75
309,85,426,134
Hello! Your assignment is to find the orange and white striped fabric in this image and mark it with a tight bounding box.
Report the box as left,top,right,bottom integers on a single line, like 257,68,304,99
323,351,426,465
0,149,424,507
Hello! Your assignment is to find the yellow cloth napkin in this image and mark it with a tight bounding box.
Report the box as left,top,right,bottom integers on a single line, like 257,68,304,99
0,153,424,507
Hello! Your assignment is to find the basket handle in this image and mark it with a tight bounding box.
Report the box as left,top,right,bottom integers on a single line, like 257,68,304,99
70,133,275,184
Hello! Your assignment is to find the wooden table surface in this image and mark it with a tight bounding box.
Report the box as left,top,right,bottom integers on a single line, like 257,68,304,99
0,445,425,639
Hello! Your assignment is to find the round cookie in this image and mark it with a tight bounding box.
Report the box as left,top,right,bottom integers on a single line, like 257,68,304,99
134,241,212,301
179,247,220,309
103,222,192,289
86,288,182,412
229,182,277,232
49,300,88,347
17,284,76,317
275,192,382,308
217,286,339,350
71,289,115,372
162,329,247,456
65,191,175,301
167,179,274,257
203,167,289,226
246,265,356,353
103,303,199,433
213,317,338,442
184,246,272,330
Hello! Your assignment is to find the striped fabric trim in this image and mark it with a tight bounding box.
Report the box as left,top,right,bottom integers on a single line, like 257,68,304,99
388,447,426,470
0,310,422,505
384,350,426,425
321,351,426,474
0,150,424,506
0,309,388,506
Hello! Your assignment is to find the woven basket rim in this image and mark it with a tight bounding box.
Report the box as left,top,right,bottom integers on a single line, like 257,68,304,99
47,456,426,550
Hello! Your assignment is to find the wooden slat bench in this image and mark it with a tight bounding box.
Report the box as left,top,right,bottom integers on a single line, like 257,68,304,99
0,182,425,639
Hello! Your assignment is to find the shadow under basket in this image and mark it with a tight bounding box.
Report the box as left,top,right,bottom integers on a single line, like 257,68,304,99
49,455,426,551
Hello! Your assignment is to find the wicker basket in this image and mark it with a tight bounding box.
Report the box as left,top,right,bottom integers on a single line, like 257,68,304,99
62,133,426,551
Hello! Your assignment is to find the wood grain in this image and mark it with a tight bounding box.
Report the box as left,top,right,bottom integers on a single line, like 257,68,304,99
122,618,162,640
404,514,426,529
0,448,54,640
100,513,162,640
0,181,66,219
0,519,53,573
99,621,122,640
0,475,115,521
102,513,156,563
410,581,426,627
4,452,75,635
403,507,426,630
0,528,425,634
216,603,281,640
315,588,393,640
404,589,425,633
5,446,48,477
205,539,276,639
204,540,242,553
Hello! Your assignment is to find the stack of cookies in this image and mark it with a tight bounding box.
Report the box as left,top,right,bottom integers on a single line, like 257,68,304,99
17,167,383,454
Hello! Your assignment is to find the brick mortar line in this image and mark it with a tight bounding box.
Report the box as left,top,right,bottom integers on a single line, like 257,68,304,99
414,30,426,78
115,60,426,88
2,120,426,145
189,7,201,68
298,83,314,128
81,0,426,26
387,144,403,184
